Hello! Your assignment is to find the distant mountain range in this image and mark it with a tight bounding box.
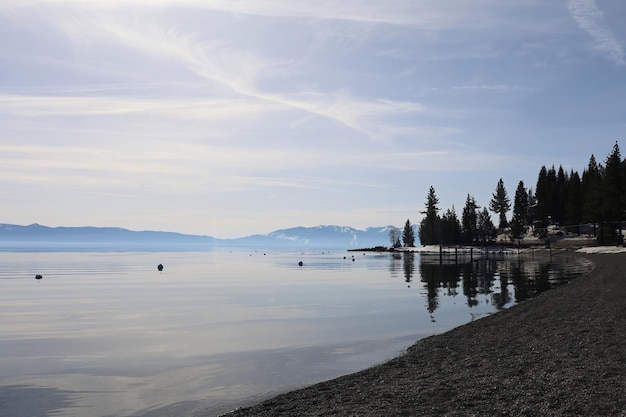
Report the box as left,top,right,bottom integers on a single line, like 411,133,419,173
0,223,401,250
228,225,397,249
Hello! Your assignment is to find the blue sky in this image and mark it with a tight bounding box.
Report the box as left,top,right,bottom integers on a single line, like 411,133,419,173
1,0,625,238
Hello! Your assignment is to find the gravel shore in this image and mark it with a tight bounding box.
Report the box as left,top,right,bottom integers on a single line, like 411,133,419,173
219,253,626,417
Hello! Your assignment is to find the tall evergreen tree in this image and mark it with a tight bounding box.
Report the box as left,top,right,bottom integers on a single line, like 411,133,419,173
534,166,549,237
566,170,583,234
402,219,415,247
513,181,529,224
526,187,537,229
509,181,529,242
477,207,496,244
440,206,461,245
461,194,479,245
418,186,441,245
555,165,568,225
489,178,511,229
534,165,560,225
602,142,623,243
582,154,603,236
546,165,558,223
509,213,526,244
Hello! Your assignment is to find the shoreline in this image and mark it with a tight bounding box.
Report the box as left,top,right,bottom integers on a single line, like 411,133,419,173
215,252,626,416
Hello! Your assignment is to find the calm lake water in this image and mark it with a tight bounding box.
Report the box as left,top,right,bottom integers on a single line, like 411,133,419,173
0,249,591,417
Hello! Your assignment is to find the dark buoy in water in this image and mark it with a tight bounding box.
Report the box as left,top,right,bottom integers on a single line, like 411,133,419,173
157,264,163,272
35,274,42,280
298,261,303,267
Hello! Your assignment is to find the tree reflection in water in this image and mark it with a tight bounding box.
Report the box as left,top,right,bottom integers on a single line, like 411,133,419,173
405,253,588,320
402,252,415,286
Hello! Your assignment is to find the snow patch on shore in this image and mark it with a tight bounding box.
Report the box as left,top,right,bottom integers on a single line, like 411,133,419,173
399,245,515,254
576,246,626,254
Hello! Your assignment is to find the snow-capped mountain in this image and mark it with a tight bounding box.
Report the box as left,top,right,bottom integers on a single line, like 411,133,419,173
234,225,396,248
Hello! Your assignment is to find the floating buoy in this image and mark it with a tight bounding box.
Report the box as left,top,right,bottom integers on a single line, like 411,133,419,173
35,274,42,280
298,261,303,267
157,264,163,272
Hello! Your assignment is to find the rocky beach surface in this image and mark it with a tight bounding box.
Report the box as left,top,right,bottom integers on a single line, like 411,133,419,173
216,252,626,417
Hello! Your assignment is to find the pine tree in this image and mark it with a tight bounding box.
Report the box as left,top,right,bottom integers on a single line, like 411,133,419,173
461,194,479,245
546,165,558,224
555,165,568,225
602,142,623,243
489,178,511,229
509,181,529,242
566,170,583,234
534,166,549,237
526,187,537,228
418,186,441,245
514,181,529,217
440,206,461,245
582,154,603,236
402,219,415,247
477,207,496,244
509,213,526,244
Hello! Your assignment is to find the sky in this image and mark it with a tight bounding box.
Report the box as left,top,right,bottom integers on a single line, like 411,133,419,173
1,0,626,238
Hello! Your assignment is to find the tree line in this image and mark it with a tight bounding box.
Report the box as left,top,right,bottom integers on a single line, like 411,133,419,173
390,142,625,247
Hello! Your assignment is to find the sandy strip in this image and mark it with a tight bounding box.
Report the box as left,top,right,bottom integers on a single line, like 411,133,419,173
215,253,626,417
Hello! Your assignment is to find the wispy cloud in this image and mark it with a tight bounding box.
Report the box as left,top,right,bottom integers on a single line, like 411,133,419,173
452,84,522,91
1,0,620,237
0,94,277,119
11,7,426,142
567,0,625,65
1,0,511,29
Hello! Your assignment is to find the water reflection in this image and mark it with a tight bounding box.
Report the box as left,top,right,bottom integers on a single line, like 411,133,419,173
393,252,591,321
402,252,415,286
0,250,592,417
0,384,75,417
418,259,463,319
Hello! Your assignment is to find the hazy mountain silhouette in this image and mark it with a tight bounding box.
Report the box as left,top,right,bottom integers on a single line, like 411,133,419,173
0,223,397,250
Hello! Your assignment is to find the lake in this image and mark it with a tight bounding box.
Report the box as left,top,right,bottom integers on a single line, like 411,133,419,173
0,249,591,417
